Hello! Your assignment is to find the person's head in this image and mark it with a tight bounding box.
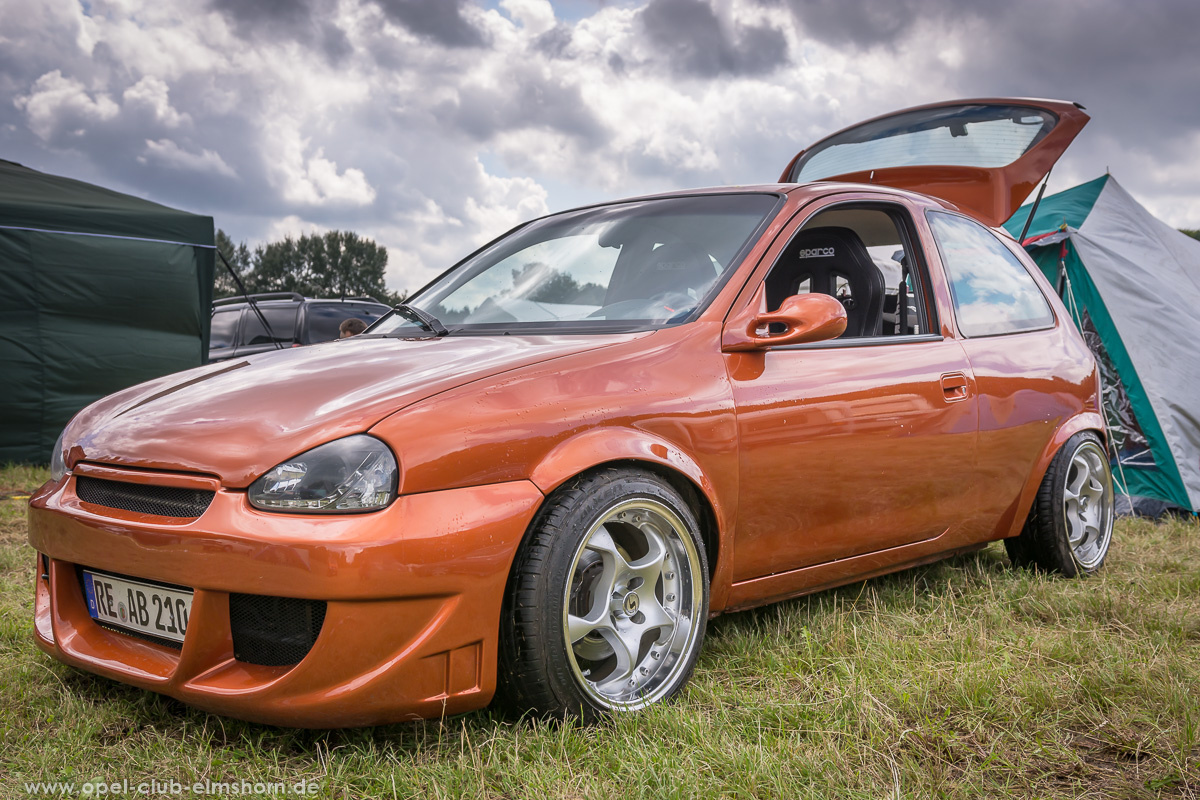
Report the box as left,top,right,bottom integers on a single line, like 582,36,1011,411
339,317,368,338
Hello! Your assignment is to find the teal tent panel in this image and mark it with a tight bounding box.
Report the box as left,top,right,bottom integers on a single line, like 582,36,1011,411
1005,174,1108,239
1027,241,1192,510
1073,178,1200,509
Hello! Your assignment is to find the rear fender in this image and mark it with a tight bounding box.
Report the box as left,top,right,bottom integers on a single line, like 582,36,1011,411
1000,411,1106,539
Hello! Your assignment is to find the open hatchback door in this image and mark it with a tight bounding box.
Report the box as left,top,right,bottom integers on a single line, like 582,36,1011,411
779,98,1090,227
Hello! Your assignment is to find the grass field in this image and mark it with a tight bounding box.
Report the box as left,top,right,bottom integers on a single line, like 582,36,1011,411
2,464,1197,799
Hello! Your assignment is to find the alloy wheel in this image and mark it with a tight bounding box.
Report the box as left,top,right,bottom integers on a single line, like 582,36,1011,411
562,498,704,710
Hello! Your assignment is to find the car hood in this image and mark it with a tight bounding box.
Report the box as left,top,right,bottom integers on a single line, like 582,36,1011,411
65,333,646,487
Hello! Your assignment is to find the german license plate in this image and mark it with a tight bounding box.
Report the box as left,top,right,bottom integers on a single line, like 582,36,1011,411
82,570,192,644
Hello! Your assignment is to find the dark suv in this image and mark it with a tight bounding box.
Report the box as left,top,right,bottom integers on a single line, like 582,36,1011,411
209,293,392,362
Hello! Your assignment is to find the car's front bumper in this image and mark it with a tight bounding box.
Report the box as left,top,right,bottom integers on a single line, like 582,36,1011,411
27,470,543,727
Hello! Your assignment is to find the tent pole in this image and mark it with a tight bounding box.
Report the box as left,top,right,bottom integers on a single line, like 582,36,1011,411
217,248,283,351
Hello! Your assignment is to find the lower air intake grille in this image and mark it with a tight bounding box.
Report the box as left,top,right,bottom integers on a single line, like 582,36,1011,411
230,594,327,667
76,476,214,518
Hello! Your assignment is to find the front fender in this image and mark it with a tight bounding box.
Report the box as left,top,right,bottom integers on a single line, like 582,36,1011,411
528,427,736,613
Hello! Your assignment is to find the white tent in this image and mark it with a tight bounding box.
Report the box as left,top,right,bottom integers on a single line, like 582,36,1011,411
1006,175,1200,514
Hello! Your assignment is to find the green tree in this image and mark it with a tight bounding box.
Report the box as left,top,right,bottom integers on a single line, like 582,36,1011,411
252,230,394,301
213,229,253,299
1181,229,1200,242
211,229,407,304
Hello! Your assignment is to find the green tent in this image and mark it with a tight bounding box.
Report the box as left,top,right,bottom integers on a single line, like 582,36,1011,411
0,160,215,464
1005,175,1200,514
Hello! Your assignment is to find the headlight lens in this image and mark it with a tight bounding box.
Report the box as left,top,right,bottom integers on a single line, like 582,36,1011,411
248,435,399,513
50,429,67,482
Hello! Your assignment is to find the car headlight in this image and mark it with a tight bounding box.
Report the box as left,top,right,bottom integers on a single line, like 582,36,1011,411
248,435,399,513
50,429,67,482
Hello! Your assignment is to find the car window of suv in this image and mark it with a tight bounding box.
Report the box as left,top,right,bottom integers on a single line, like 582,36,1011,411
242,305,300,346
209,310,240,349
927,210,1054,337
762,204,933,339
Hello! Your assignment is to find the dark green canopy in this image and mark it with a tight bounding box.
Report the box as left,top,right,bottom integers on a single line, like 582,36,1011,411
0,160,215,464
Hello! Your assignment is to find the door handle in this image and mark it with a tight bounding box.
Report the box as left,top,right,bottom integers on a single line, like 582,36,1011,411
940,372,969,402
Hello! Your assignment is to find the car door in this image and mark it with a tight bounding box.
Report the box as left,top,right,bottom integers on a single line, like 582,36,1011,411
923,209,1097,538
779,98,1090,227
726,195,979,582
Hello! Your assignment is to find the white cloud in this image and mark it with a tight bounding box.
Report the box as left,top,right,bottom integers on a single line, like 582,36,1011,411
123,76,189,127
14,70,119,141
499,0,557,35
463,157,550,239
140,138,236,178
270,127,377,206
264,214,323,242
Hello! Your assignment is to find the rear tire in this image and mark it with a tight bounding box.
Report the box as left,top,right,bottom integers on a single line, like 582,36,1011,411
498,467,709,722
1005,431,1114,577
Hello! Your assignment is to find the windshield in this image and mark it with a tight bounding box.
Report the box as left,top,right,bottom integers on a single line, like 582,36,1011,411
371,193,779,335
790,104,1059,182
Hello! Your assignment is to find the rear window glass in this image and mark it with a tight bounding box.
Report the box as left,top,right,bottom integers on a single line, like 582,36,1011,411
305,305,388,343
209,310,239,349
792,104,1058,182
242,306,299,345
927,211,1054,337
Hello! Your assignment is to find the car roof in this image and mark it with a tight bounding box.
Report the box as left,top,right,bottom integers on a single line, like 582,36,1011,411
555,182,957,213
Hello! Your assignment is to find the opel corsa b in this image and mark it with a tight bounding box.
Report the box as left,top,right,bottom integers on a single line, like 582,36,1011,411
29,98,1115,726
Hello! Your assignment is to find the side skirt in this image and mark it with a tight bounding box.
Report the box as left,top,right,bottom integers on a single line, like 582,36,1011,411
722,537,988,614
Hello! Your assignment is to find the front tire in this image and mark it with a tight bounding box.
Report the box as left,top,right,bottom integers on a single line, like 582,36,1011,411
1005,431,1115,577
498,467,709,721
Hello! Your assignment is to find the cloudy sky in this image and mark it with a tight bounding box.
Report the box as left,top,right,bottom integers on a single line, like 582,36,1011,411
3,0,1198,293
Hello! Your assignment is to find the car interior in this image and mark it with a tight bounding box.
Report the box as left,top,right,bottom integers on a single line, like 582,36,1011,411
763,206,930,339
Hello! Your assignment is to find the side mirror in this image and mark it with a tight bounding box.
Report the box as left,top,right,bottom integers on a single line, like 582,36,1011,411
722,287,848,352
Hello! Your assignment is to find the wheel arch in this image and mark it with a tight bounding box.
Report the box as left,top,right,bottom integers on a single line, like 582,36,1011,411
1000,411,1107,540
526,428,733,609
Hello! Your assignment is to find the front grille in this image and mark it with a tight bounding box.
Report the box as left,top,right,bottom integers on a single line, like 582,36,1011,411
230,594,326,667
76,476,214,518
95,620,184,650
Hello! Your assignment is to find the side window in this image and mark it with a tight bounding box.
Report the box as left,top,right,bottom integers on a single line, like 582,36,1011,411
763,205,931,339
209,310,239,349
927,211,1054,337
242,305,300,346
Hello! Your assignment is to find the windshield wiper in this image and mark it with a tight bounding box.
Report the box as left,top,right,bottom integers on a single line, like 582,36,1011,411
393,303,449,337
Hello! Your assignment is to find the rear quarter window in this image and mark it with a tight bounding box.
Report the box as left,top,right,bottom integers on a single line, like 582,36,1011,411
304,305,388,343
927,211,1055,337
209,310,240,349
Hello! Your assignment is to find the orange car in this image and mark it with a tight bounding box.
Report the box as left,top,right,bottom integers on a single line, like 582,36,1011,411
29,98,1113,727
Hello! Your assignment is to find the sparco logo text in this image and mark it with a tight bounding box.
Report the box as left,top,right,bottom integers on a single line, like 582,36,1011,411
798,247,835,259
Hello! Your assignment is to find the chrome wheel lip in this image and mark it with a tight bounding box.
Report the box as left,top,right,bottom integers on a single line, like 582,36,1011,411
1062,440,1114,571
562,497,703,711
